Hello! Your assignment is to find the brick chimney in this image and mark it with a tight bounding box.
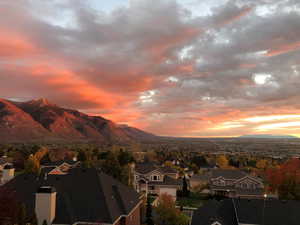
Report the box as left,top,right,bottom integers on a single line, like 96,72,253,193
2,164,15,183
35,186,57,225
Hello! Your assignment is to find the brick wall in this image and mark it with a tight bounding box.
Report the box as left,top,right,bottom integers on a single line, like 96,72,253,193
114,203,141,225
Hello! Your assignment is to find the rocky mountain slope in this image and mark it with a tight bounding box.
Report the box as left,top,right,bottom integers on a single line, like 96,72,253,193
0,98,156,143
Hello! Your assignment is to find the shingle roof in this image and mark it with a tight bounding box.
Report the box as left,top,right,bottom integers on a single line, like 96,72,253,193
234,198,300,225
191,199,237,225
135,162,158,174
191,199,300,225
148,175,182,186
4,168,141,224
211,169,246,180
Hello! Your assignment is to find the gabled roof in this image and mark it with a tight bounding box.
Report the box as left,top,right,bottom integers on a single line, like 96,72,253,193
191,199,300,225
211,169,247,180
135,162,158,174
135,162,178,175
191,200,237,225
148,175,182,186
234,199,300,225
5,168,141,224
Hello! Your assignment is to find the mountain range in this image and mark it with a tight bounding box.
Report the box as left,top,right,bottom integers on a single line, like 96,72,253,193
0,98,156,143
239,134,298,139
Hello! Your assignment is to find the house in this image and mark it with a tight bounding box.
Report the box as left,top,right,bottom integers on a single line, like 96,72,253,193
40,160,80,175
0,163,15,185
209,169,264,198
133,162,182,199
189,173,211,191
191,198,300,225
0,156,12,171
4,167,143,225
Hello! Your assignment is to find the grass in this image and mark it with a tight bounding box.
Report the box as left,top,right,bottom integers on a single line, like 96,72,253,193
176,192,209,208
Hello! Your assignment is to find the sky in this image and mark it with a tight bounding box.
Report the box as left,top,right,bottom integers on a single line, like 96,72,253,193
1,0,300,137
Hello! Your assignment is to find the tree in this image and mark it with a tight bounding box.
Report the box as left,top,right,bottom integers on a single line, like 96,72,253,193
17,203,26,225
146,197,154,225
118,149,134,167
24,155,40,174
154,194,189,225
182,176,189,197
256,159,268,170
28,212,38,225
216,155,229,169
77,150,88,162
42,220,48,225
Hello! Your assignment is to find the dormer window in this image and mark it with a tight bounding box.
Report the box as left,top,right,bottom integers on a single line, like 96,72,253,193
152,175,160,181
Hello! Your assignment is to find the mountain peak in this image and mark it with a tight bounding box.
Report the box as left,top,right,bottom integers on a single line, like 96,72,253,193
27,98,54,107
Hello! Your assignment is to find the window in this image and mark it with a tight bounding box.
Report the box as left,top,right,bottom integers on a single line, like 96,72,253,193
152,175,160,181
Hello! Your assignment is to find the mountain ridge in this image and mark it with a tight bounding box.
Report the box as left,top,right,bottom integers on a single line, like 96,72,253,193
239,134,298,139
0,98,156,143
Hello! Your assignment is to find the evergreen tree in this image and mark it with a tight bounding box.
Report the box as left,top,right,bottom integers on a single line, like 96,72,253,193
28,212,38,225
17,203,26,225
146,196,154,225
42,220,48,225
182,176,189,197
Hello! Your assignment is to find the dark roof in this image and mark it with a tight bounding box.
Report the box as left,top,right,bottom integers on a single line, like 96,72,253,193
234,199,300,225
190,173,211,182
160,166,177,174
192,199,300,225
4,168,141,224
211,169,246,180
148,175,182,186
191,199,237,225
135,162,159,174
3,164,14,169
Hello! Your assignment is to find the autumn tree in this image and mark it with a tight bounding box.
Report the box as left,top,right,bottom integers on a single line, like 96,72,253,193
256,159,268,170
24,155,40,174
216,155,229,169
154,194,189,225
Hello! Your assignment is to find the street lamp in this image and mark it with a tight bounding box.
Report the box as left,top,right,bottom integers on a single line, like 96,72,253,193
262,194,267,225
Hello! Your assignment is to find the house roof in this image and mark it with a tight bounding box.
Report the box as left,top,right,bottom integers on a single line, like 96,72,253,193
211,169,247,180
135,162,177,175
135,162,158,174
234,198,300,225
190,173,211,182
4,168,141,224
191,199,300,225
191,199,237,225
148,175,182,186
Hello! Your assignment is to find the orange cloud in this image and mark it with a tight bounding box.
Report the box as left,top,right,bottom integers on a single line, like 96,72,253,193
266,41,300,56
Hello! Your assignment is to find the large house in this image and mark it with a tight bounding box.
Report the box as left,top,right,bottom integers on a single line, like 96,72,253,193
133,162,182,199
5,167,143,225
191,198,300,225
209,169,264,198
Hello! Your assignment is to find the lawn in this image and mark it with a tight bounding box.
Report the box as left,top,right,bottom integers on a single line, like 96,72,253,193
176,192,209,208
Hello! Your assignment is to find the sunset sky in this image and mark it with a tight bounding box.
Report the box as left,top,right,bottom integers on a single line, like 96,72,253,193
1,0,300,137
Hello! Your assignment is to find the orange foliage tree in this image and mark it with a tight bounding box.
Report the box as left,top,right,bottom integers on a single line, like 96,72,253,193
265,158,300,199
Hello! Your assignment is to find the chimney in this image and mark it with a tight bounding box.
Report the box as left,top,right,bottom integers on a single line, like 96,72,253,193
35,186,57,225
2,164,15,183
